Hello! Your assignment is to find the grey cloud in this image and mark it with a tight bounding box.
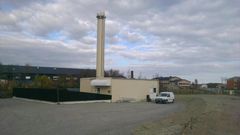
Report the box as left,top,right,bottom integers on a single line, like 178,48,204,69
0,0,52,10
0,0,239,82
81,36,96,45
1,0,97,39
121,31,145,43
106,20,121,37
108,0,182,18
0,35,96,68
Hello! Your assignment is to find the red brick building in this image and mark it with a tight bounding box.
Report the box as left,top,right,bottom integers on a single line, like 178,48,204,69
227,77,240,90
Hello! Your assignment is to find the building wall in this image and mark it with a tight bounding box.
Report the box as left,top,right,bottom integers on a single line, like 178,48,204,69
1,65,96,81
80,78,111,95
227,80,234,89
177,80,191,87
111,79,159,102
80,78,159,102
227,78,240,90
159,80,169,90
80,78,93,93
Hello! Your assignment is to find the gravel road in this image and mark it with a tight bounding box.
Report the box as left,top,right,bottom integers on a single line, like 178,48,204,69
134,95,240,135
0,98,183,135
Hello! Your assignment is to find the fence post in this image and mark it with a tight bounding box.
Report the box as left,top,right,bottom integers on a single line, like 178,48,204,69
57,88,60,105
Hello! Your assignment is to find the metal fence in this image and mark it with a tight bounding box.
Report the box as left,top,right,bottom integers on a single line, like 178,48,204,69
13,88,111,102
223,90,240,96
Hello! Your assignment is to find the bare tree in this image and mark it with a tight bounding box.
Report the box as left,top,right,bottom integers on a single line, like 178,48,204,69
138,72,142,79
126,69,131,79
194,79,198,88
152,73,160,79
105,69,124,78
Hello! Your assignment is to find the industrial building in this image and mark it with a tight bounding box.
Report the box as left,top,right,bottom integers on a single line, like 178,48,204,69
80,12,159,102
81,77,158,102
0,65,95,82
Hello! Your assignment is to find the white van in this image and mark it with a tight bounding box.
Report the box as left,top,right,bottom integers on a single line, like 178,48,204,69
155,92,175,104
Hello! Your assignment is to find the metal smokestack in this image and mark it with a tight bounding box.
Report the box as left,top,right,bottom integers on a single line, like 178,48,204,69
131,71,134,79
96,12,106,78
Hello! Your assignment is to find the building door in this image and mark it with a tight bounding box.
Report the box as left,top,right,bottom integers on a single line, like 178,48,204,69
97,88,100,94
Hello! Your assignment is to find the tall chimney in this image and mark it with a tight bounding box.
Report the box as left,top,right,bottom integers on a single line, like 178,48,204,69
131,71,134,79
96,12,106,78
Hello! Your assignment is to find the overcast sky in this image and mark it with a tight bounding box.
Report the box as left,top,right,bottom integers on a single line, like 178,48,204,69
0,0,239,83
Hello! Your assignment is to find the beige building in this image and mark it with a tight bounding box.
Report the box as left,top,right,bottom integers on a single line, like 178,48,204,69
157,76,191,90
177,79,191,87
80,78,159,102
80,12,158,102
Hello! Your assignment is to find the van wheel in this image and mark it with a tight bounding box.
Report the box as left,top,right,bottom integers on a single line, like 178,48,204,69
172,99,174,103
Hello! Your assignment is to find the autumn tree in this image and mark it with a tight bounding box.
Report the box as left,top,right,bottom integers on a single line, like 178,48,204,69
33,75,54,89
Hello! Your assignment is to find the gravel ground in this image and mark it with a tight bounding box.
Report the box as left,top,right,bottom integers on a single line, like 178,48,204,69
0,98,183,135
134,95,240,135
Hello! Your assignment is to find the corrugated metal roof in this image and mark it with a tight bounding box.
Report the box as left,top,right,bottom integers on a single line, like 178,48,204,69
1,65,95,75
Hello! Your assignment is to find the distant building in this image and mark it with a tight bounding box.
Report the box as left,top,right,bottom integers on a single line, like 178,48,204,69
199,83,225,94
177,79,191,87
154,77,171,89
200,84,208,89
227,76,240,90
0,65,96,82
154,76,191,90
200,83,225,89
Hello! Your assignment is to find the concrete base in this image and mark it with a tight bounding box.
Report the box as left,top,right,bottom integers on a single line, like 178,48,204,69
13,97,111,105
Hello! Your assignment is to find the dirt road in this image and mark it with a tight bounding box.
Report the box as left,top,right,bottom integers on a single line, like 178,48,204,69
134,95,240,135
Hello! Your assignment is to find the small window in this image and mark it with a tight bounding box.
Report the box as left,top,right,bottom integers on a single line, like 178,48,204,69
53,76,59,81
153,88,156,93
25,76,31,80
97,88,100,94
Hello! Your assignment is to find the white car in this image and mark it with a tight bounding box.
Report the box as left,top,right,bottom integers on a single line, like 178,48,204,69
155,92,175,104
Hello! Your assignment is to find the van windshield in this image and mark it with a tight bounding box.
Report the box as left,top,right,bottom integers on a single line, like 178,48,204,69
160,93,169,97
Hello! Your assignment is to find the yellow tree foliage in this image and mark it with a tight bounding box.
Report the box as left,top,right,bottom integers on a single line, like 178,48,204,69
33,75,54,89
